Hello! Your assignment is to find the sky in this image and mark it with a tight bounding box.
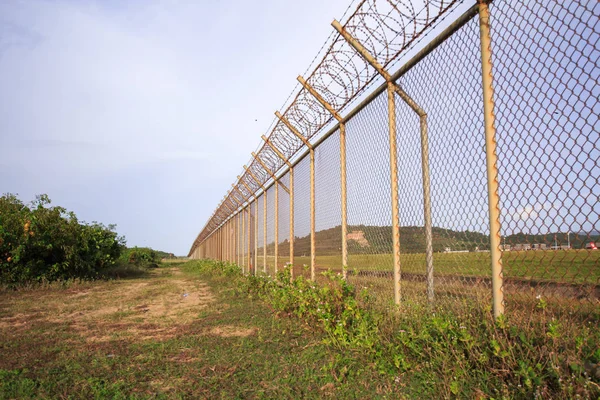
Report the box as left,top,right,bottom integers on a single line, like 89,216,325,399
0,0,355,255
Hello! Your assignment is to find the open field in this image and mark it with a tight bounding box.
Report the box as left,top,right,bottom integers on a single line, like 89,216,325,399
244,249,600,285
0,264,405,398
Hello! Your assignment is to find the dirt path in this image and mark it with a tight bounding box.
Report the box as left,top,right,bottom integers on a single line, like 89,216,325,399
0,267,216,344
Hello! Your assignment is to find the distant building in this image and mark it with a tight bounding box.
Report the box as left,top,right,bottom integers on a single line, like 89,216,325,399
550,245,571,250
443,247,469,253
513,243,531,251
500,244,512,251
532,243,547,250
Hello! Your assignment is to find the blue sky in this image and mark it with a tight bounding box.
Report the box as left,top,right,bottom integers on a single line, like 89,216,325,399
0,0,354,255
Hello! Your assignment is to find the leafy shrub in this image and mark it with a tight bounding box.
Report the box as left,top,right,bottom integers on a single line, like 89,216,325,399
0,194,125,284
120,247,158,266
183,259,242,277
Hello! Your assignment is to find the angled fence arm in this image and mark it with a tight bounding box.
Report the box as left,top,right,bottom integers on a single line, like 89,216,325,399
332,19,436,305
275,111,316,281
262,135,296,276
220,196,235,215
231,183,251,274
297,76,348,280
251,152,290,195
239,176,259,275
244,165,268,274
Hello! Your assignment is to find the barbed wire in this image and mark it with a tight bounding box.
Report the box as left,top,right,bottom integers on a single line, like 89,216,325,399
191,0,464,251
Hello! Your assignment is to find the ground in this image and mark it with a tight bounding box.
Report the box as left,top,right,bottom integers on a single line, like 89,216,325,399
0,264,401,399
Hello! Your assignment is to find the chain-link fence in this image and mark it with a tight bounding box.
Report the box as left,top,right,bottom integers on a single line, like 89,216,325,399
190,0,599,319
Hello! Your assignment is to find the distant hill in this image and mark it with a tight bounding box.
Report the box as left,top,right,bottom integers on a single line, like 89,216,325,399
270,225,491,256
263,226,599,256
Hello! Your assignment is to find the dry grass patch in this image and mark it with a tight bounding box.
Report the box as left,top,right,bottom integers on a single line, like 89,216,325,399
207,325,257,338
0,267,215,345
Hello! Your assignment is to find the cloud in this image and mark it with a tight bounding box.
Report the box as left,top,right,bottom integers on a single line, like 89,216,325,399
513,202,556,221
0,0,356,254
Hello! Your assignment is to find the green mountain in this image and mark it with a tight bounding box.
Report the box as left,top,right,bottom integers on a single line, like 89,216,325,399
263,226,598,256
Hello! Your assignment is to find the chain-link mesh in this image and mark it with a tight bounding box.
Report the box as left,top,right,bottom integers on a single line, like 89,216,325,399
256,193,265,274
293,156,312,279
190,0,599,319
314,130,342,277
392,14,493,306
345,93,394,303
278,172,291,272
492,0,599,314
264,186,275,276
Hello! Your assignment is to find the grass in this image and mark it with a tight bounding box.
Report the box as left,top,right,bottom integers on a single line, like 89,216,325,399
1,260,598,399
0,262,405,398
245,249,600,284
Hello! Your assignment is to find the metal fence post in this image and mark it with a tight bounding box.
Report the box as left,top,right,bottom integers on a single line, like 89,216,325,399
310,150,315,281
254,200,258,272
242,206,245,273
275,111,316,281
243,165,268,273
261,191,268,271
297,76,348,279
240,187,258,273
289,167,294,278
247,205,251,275
274,180,279,275
478,0,504,318
333,20,404,304
340,124,348,280
262,135,294,277
332,19,437,304
387,82,402,304
251,151,291,275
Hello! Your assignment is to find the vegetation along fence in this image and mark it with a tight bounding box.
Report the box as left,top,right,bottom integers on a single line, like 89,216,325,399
189,0,599,318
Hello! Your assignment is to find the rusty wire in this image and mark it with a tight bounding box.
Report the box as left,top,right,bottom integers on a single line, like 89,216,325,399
190,0,463,249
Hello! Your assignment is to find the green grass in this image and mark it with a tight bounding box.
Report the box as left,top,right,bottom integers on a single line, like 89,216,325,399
2,260,597,399
0,263,404,399
255,249,600,284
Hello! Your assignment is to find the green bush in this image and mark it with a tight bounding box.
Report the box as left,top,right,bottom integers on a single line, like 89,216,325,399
0,194,125,284
120,247,158,266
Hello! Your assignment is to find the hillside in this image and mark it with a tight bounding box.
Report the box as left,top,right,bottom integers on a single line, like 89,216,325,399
266,226,599,256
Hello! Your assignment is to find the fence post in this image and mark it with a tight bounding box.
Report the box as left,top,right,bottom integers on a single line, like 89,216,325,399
297,76,348,279
275,111,316,281
232,182,252,271
289,167,294,278
262,135,294,277
240,178,259,273
274,180,279,274
255,200,258,273
247,205,251,274
243,165,268,273
264,191,267,273
332,18,438,304
478,0,504,318
251,152,291,275
241,209,245,273
332,20,404,304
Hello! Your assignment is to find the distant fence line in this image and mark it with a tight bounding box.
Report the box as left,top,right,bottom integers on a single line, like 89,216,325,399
189,0,599,317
